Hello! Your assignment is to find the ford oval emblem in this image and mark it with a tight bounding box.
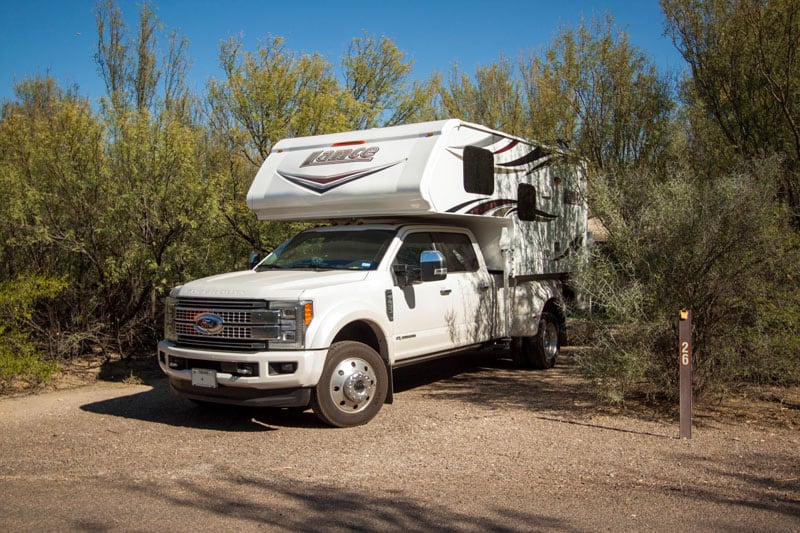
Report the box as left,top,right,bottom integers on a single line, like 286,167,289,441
194,313,224,335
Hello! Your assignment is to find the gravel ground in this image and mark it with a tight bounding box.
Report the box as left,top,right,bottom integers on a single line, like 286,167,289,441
0,351,798,532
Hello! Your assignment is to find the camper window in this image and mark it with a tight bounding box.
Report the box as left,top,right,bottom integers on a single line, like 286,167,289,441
517,183,538,221
463,145,495,196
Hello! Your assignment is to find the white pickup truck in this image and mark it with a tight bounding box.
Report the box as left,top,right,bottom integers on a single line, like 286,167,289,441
158,119,588,427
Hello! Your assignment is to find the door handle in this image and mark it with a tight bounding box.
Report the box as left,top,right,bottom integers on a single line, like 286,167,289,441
479,283,490,291
440,289,452,296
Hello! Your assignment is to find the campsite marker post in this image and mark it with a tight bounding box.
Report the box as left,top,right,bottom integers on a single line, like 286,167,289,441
679,309,693,439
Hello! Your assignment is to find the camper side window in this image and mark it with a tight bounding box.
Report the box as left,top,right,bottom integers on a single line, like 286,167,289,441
517,183,538,221
463,145,495,196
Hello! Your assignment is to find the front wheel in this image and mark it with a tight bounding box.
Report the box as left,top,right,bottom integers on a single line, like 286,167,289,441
311,341,388,428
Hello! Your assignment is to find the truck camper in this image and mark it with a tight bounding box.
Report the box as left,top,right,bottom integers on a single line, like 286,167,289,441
158,119,588,427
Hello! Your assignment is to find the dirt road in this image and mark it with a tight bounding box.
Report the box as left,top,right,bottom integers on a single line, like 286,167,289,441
1,353,798,531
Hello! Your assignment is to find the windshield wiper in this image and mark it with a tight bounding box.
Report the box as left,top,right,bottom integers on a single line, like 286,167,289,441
255,264,288,270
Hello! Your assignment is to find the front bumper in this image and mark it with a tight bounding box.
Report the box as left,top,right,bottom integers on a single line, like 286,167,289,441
157,340,327,406
168,378,311,408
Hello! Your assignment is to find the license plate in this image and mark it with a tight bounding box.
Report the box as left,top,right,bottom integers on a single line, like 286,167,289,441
191,368,217,388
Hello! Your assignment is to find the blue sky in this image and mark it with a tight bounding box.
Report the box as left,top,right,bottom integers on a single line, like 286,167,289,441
0,1,684,105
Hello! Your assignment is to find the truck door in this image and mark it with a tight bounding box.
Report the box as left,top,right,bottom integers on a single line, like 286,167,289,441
391,231,493,362
433,231,493,343
391,232,457,360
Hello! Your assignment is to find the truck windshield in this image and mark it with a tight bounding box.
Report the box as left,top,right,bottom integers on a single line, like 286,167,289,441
256,229,396,271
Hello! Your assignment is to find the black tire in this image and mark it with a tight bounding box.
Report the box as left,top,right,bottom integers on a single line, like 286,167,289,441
311,341,388,428
510,337,528,367
510,313,560,370
529,312,559,369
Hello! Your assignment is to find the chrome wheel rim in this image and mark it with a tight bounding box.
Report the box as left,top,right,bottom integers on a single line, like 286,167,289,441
329,357,377,414
542,320,558,364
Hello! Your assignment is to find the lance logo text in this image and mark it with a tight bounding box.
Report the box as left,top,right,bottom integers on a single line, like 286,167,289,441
301,146,380,167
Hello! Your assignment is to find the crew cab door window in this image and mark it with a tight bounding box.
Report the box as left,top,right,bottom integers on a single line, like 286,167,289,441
392,231,479,274
393,232,433,268
432,232,479,272
392,232,435,284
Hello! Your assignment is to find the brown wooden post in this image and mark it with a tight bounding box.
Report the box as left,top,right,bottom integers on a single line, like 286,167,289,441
679,309,693,439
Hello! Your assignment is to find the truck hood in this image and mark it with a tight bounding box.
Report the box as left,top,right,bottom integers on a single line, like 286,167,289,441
174,269,370,300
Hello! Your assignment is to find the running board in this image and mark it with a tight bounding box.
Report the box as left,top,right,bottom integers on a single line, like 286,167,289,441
391,344,484,369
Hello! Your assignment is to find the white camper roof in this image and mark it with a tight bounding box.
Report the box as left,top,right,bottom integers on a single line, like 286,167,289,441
247,119,537,221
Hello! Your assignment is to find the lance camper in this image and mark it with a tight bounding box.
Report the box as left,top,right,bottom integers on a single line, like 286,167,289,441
158,119,588,427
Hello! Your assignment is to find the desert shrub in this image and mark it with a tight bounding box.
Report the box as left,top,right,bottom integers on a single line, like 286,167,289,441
0,275,65,389
575,158,800,403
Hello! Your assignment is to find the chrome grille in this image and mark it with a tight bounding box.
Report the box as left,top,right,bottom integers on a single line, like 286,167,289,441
174,298,278,351
176,309,252,324
175,323,256,338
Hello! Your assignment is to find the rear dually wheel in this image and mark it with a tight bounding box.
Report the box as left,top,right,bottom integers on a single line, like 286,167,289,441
510,312,560,370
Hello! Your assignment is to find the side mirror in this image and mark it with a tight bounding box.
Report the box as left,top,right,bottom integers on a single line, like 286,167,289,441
249,252,261,270
420,250,447,282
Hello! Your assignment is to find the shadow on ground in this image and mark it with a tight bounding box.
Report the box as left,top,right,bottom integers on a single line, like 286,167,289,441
81,347,619,432
116,464,575,532
394,349,597,413
80,376,324,431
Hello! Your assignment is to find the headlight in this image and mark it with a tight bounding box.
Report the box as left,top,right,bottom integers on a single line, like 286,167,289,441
268,301,313,349
164,296,177,341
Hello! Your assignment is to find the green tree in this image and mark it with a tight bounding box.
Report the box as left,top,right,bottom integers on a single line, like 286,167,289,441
343,32,440,128
207,36,358,256
662,0,800,221
208,36,353,168
438,57,524,131
577,158,800,402
522,15,674,172
0,275,65,390
0,1,222,360
0,76,109,354
94,0,218,345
